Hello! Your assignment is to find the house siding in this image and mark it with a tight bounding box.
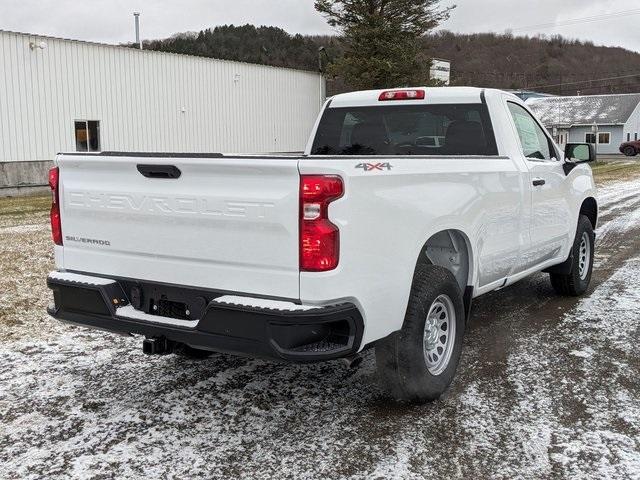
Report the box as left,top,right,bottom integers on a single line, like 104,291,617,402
623,102,640,143
568,125,624,155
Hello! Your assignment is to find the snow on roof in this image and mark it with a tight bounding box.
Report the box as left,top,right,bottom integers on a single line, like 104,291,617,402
527,93,640,127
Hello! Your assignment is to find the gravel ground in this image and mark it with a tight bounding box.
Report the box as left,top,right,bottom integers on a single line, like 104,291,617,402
0,175,639,479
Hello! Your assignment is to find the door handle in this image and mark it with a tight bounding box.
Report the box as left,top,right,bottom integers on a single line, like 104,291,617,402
532,178,546,187
137,164,181,179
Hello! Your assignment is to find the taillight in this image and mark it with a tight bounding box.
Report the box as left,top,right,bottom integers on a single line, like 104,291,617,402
300,175,343,272
49,167,62,245
378,89,425,101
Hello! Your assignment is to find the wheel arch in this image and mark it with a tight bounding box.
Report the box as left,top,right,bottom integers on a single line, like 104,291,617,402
415,229,475,321
415,229,474,290
580,197,598,230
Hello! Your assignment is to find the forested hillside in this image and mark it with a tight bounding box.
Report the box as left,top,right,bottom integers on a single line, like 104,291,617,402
426,31,640,95
140,24,640,96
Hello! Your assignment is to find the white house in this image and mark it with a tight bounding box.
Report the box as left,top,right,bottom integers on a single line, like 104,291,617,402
527,93,640,155
0,30,326,195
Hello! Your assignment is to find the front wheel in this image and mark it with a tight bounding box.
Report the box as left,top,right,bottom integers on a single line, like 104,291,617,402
550,215,595,296
623,146,637,157
376,265,465,403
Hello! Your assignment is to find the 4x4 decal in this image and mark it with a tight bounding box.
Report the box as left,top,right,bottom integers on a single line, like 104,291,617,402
355,162,393,172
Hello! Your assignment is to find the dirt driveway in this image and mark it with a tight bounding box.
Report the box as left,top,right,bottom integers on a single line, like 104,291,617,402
1,167,639,479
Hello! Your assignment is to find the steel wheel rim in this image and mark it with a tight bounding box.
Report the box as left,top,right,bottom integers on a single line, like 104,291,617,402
423,294,456,376
578,232,591,281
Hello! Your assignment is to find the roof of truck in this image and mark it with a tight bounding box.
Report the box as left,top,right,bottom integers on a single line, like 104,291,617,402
329,87,488,108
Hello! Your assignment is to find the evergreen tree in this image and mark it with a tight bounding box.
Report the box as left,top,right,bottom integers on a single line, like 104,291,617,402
314,0,453,89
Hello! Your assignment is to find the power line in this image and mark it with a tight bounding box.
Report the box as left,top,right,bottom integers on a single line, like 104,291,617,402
574,83,640,94
509,8,640,32
529,73,640,89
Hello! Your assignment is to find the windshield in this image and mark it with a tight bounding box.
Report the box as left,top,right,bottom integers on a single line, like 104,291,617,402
311,104,498,156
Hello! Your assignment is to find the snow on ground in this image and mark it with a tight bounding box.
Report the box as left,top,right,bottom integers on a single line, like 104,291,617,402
0,176,639,479
3,255,638,479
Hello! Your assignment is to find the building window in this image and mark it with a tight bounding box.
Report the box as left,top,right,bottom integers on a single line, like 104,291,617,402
75,121,100,152
636,133,638,141
585,132,610,144
628,133,631,142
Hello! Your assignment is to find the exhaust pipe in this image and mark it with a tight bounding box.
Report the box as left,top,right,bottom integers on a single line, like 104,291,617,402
142,337,173,355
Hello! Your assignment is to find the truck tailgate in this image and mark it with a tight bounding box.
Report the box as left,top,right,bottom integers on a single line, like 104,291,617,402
57,154,302,299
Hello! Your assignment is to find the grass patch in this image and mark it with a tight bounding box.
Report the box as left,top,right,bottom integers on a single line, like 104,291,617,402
591,160,640,185
0,194,50,218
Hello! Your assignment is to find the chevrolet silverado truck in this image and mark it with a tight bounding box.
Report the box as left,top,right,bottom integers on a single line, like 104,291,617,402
47,87,598,403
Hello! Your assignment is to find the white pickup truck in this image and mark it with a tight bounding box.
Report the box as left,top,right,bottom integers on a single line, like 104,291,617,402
47,87,598,403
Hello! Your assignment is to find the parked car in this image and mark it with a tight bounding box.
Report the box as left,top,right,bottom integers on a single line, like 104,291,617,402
46,87,598,403
620,140,640,156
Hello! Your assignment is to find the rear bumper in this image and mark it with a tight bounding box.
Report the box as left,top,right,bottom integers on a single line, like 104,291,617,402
47,271,364,363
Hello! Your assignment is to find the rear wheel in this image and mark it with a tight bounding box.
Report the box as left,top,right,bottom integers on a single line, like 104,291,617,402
623,146,637,157
376,265,465,403
550,215,595,296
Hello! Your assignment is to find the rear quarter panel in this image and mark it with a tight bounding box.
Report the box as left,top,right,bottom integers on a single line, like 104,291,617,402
299,155,526,346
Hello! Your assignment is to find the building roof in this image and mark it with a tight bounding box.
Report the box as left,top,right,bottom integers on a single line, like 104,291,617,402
527,93,640,127
0,29,319,76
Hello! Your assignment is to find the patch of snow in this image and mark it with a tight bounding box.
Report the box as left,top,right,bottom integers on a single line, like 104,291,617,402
0,223,47,234
569,347,595,358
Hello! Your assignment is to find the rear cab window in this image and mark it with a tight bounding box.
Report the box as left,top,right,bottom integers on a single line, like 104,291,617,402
311,104,498,156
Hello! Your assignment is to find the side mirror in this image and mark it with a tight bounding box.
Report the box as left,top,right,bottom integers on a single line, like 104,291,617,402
563,143,596,175
565,143,596,163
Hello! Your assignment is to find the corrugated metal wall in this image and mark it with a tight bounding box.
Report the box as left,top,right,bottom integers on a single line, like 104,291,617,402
0,30,326,162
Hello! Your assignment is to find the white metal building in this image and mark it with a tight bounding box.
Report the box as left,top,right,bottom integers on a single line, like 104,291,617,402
0,30,326,195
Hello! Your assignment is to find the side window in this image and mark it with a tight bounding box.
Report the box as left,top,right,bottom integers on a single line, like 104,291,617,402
507,102,553,161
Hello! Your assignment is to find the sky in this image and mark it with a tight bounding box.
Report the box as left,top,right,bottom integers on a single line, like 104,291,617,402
1,0,639,53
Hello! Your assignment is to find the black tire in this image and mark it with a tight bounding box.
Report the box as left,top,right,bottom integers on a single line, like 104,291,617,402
550,215,595,296
623,146,637,157
376,265,465,403
175,344,215,359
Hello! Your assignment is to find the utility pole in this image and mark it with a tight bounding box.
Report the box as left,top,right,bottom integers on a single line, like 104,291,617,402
133,12,142,50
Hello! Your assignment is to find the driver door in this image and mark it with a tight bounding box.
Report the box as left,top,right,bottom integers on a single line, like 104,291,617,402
507,102,572,269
